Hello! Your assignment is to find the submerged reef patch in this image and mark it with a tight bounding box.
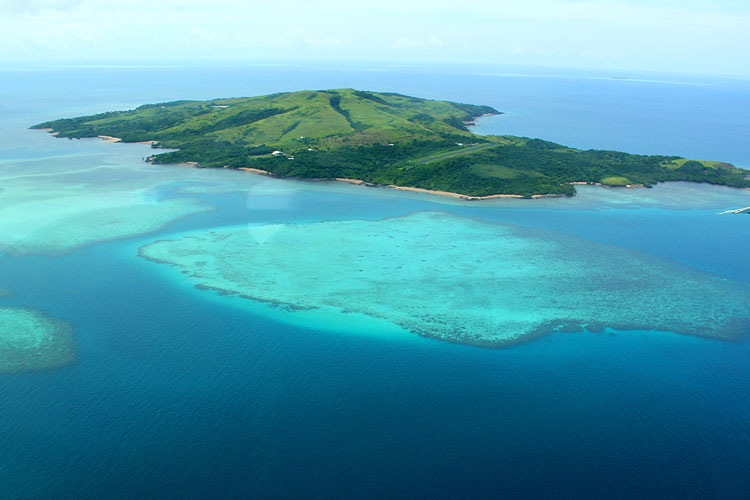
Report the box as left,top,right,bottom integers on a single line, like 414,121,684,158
139,212,750,347
0,307,75,373
0,152,215,257
0,197,211,256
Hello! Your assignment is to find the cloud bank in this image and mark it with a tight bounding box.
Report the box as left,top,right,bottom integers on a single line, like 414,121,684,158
0,0,747,76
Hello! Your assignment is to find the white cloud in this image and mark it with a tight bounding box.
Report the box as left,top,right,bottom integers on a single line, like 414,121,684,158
392,35,445,50
273,26,348,49
0,0,85,14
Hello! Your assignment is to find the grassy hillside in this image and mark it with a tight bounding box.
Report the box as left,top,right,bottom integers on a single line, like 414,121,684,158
33,89,750,197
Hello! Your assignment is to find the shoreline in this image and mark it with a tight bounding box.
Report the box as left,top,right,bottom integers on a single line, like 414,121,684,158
385,184,533,200
97,135,159,146
42,130,744,201
238,168,563,200
80,118,558,201
238,167,273,176
98,135,121,143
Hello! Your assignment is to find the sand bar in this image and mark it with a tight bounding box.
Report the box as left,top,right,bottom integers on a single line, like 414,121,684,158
97,135,121,143
238,167,272,175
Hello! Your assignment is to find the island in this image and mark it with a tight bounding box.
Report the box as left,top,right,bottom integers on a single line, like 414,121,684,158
32,89,750,198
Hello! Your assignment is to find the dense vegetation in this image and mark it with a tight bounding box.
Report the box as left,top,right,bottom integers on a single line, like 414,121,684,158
32,88,750,197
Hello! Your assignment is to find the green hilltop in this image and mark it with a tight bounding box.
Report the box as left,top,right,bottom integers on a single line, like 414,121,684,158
33,88,750,198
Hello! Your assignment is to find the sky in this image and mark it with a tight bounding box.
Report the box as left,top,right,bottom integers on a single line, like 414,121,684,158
1,0,748,76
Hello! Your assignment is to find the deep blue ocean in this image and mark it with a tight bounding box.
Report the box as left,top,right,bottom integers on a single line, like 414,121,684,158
1,63,750,499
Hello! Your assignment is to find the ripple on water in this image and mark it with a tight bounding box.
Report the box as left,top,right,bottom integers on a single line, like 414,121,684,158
139,211,750,347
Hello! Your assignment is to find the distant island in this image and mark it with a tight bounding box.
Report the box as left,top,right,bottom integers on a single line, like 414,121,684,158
32,89,750,198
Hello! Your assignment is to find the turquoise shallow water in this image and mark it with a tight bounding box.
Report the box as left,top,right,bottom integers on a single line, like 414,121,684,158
1,64,750,499
140,211,750,346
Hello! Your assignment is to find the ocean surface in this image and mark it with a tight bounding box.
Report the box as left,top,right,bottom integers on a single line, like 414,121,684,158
1,63,749,499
